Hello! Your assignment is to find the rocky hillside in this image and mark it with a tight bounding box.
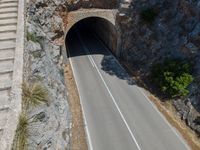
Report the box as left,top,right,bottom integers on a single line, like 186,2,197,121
118,0,200,136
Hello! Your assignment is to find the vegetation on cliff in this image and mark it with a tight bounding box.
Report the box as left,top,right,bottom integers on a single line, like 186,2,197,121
151,59,193,98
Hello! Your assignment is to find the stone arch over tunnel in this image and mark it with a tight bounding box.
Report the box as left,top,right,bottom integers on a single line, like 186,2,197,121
64,9,121,56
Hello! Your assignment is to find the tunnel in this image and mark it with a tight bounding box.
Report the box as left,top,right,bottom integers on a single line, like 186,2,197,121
65,17,119,57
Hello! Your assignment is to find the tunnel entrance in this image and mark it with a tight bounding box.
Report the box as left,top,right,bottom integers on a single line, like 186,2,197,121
65,17,118,57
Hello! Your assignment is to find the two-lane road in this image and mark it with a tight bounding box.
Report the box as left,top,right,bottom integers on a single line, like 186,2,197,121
67,28,190,150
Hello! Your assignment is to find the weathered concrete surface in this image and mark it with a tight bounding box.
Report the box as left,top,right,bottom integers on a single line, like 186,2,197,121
0,0,25,149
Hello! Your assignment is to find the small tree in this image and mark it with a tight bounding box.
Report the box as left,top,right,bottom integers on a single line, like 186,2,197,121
151,59,193,98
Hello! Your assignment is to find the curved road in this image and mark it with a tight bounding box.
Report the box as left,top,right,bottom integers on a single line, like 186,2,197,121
67,28,190,150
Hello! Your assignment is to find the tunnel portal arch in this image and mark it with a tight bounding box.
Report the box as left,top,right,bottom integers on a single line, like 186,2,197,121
65,9,121,56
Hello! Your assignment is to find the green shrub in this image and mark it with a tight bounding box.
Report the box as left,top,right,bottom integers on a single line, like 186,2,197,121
27,31,40,43
22,82,48,109
141,8,158,23
14,114,29,150
151,59,193,98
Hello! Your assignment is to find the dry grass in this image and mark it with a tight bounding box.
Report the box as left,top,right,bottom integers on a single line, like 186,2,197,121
148,94,200,150
64,64,88,150
13,114,29,150
22,82,48,109
13,82,48,150
122,62,200,150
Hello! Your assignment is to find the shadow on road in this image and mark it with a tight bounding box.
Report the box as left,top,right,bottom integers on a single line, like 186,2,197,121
100,55,135,85
66,24,135,86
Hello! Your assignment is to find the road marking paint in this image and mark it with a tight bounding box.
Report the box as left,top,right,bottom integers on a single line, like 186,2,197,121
68,31,94,150
77,32,142,150
136,87,191,150
88,55,95,67
70,58,94,150
92,33,190,150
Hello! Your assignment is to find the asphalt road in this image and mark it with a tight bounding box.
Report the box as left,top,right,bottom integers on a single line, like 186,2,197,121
67,28,190,150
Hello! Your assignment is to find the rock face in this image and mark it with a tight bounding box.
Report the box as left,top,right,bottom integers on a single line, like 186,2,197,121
25,26,70,150
119,0,200,69
65,0,118,10
118,0,200,136
25,1,71,149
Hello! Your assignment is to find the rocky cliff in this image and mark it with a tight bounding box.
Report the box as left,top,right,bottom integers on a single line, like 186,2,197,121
118,0,200,136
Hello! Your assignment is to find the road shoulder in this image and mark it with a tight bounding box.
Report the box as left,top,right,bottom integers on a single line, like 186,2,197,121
122,62,200,150
64,63,88,150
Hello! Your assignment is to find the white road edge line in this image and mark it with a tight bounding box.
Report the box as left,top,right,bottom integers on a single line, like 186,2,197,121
88,54,95,67
70,58,94,150
77,32,142,150
137,87,191,150
92,33,191,150
67,31,94,150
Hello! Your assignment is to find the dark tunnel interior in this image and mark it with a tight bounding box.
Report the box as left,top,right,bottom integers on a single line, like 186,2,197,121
65,17,134,85
65,17,118,57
